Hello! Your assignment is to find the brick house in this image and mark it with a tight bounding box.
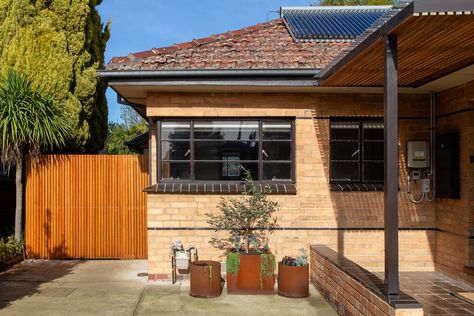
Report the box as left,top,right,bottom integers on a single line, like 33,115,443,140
99,2,474,314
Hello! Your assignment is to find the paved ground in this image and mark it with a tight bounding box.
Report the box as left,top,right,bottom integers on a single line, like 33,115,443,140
0,260,336,316
399,272,474,316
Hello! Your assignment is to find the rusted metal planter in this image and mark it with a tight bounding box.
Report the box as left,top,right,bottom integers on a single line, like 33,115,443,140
227,254,275,294
190,260,223,298
277,262,309,298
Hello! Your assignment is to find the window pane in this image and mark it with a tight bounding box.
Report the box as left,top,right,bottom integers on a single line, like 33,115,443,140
162,122,190,139
363,122,384,140
194,141,258,161
263,163,291,181
363,141,384,161
263,141,291,161
161,162,190,180
195,162,258,180
161,141,190,160
331,142,359,161
331,121,359,140
363,162,384,182
194,121,259,140
263,122,291,140
331,162,359,181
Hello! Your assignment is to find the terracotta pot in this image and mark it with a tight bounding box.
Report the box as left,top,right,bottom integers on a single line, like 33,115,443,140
190,260,223,298
227,253,275,294
277,262,309,298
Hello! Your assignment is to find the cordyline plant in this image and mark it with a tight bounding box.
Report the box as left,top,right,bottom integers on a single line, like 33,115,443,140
206,168,279,254
0,69,73,241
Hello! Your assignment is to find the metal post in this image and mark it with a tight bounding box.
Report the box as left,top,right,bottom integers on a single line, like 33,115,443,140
384,34,399,297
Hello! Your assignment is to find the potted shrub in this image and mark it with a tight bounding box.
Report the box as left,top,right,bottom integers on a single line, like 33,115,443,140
207,169,279,294
278,248,309,298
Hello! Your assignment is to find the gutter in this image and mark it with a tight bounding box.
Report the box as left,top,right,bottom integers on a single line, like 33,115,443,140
97,68,321,80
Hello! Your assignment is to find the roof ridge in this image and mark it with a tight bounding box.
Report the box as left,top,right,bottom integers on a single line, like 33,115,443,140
109,19,282,65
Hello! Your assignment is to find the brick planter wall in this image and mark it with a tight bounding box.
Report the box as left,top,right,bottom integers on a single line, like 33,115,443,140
311,245,423,316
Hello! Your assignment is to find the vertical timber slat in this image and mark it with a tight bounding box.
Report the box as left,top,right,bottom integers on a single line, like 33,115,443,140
25,155,148,260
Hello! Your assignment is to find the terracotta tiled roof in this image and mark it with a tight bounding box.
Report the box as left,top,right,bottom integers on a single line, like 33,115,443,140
106,19,351,71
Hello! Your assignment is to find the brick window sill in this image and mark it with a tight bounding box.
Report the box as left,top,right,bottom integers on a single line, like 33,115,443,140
144,182,296,194
330,183,384,192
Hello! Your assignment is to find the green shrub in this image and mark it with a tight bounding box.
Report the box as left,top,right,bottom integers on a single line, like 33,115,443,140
0,235,23,263
260,253,276,288
226,252,241,275
207,168,279,254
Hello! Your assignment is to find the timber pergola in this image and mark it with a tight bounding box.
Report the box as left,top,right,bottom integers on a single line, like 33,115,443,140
317,0,474,297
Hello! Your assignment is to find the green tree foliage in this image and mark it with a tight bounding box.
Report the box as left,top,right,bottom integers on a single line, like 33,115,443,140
319,0,394,5
0,0,110,153
0,69,73,240
106,106,148,154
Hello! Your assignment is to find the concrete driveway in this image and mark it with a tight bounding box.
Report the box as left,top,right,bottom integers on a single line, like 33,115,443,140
0,260,336,316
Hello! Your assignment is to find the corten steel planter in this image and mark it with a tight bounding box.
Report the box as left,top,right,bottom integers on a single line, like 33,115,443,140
277,262,309,298
190,260,223,298
227,254,275,294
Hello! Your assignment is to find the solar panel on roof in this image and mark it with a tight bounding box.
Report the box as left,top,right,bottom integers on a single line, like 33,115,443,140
281,6,390,42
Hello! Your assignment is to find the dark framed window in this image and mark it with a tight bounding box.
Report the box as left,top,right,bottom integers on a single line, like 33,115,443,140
157,119,294,183
330,118,384,185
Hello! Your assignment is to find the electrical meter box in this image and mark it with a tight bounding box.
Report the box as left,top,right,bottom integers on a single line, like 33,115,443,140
407,141,430,168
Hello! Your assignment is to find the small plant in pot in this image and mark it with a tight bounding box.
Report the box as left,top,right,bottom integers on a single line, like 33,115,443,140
206,168,279,294
278,248,309,298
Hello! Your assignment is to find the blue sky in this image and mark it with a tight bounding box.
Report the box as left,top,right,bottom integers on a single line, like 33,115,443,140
98,0,316,123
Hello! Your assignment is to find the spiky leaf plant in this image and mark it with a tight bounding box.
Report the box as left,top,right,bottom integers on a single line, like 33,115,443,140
0,69,73,240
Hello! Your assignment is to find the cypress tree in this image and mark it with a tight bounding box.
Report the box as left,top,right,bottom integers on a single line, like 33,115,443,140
0,0,110,152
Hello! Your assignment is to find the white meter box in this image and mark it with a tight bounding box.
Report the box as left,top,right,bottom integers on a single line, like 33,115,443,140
407,141,430,169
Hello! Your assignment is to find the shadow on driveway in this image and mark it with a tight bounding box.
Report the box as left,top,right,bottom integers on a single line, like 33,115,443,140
0,260,80,309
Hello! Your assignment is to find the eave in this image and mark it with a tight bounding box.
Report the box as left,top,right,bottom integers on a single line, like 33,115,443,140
317,0,474,88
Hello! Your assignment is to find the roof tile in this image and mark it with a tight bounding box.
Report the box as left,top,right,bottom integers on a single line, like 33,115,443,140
106,19,350,71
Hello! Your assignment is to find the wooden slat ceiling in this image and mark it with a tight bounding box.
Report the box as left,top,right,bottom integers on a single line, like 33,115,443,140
322,14,474,87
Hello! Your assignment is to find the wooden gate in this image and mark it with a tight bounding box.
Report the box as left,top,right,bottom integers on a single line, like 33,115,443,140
25,155,148,259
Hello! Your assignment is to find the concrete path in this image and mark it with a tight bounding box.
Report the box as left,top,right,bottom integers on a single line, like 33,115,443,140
0,260,336,316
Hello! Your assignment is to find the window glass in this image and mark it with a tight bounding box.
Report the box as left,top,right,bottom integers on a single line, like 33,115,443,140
161,141,190,160
363,141,384,161
263,163,291,181
194,141,258,161
262,141,291,161
331,162,359,182
330,118,384,184
263,122,291,140
194,121,259,140
195,162,258,180
158,119,293,183
161,122,190,140
330,142,359,161
363,162,384,182
363,122,384,140
161,162,190,180
330,122,359,140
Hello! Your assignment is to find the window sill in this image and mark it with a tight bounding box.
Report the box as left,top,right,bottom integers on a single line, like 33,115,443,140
144,182,296,195
330,183,384,192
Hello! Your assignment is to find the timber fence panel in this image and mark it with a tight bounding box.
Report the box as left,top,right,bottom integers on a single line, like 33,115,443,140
25,155,148,259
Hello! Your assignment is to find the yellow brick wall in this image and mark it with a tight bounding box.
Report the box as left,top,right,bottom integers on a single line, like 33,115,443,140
434,80,474,284
145,91,437,278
